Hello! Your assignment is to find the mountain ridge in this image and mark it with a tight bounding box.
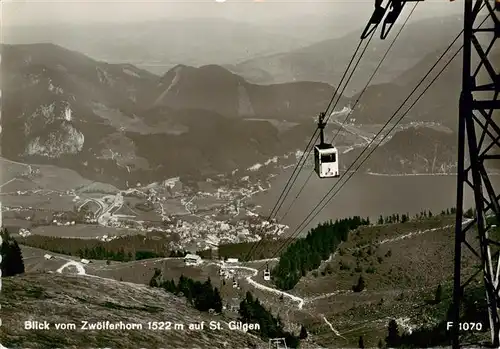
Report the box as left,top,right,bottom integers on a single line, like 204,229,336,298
226,15,464,89
2,43,330,186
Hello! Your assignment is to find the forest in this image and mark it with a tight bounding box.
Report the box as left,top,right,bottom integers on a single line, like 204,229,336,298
1,228,25,277
149,269,223,313
239,291,300,348
272,216,370,290
147,269,302,346
17,232,290,262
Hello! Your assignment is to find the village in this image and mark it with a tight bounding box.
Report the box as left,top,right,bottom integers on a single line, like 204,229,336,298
5,167,290,253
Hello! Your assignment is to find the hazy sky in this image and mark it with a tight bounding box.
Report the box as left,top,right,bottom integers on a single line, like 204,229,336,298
3,0,463,27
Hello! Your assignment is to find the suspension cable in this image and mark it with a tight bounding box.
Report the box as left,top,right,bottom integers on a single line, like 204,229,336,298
243,36,371,261
257,32,465,270
278,2,419,224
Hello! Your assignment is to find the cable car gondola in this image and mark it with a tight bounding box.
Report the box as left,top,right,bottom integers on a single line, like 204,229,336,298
263,265,271,281
314,112,340,179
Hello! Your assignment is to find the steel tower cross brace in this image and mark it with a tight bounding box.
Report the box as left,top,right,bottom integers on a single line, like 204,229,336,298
362,0,500,347
452,1,500,348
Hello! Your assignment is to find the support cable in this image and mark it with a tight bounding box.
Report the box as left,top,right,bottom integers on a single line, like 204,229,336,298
257,32,466,270
278,2,419,223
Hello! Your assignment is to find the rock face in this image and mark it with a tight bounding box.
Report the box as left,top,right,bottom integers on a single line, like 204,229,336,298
1,273,266,348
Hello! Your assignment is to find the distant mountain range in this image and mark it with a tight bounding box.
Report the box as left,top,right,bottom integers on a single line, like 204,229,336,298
155,64,339,119
345,49,462,129
225,16,464,90
1,43,335,186
3,18,322,75
2,40,464,186
347,41,500,130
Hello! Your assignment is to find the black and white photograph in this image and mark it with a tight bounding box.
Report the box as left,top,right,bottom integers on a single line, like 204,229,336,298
1,0,499,348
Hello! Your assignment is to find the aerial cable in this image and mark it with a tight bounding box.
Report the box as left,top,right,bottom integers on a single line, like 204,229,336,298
257,32,466,270
295,45,465,245
300,12,490,241
278,2,419,223
264,41,462,267
243,35,372,262
248,20,389,262
271,31,377,226
271,29,377,222
259,47,459,270
270,37,369,222
330,1,419,143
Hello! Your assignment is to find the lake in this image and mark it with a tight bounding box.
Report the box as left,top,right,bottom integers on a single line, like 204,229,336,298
251,169,500,236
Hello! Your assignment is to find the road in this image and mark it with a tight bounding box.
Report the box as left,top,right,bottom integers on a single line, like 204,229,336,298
330,107,375,144
0,178,18,189
50,217,476,344
97,192,123,225
78,198,105,216
218,262,305,309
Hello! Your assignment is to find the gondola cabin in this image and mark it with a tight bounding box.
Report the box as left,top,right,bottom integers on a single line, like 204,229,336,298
263,269,271,281
314,144,340,178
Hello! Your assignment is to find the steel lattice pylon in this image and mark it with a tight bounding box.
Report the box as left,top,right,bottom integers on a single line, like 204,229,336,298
452,0,500,348
362,0,500,347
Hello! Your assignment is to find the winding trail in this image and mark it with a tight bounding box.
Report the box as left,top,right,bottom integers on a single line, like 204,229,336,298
322,315,346,339
349,218,473,253
304,219,474,303
218,262,305,310
0,178,18,189
56,260,86,275
211,220,476,310
49,219,475,324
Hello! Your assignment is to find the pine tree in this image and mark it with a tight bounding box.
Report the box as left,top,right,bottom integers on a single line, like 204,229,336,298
246,291,254,303
353,275,366,292
435,284,443,304
386,319,400,347
359,335,365,348
213,287,223,313
1,229,25,277
186,289,193,305
11,240,25,275
299,325,308,339
378,215,384,224
239,299,250,321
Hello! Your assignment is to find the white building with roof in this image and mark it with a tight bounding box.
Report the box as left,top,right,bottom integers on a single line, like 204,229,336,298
184,254,202,266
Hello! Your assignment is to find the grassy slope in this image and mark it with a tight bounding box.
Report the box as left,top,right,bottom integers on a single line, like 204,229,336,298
293,216,484,348
1,273,267,348
15,215,490,348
